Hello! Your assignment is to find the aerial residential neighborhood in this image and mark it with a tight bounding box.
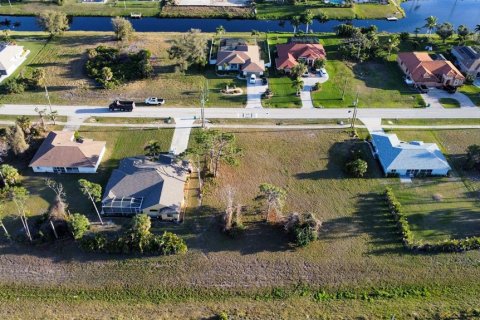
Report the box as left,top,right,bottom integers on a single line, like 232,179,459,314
0,1,480,319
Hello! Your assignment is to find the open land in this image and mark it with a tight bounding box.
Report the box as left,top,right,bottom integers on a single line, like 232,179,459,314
1,127,480,318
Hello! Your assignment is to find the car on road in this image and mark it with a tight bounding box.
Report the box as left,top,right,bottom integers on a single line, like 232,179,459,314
109,100,135,112
145,97,166,105
249,74,257,84
319,68,328,77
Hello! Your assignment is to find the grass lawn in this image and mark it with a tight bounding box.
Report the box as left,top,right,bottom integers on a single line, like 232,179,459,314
459,84,480,106
262,75,301,108
0,32,245,107
0,127,174,224
1,128,480,318
439,98,461,108
382,118,480,126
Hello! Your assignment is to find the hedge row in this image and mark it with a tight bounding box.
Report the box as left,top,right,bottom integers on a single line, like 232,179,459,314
384,187,480,253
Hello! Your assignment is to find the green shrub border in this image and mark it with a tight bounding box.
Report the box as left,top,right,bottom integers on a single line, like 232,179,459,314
384,187,480,253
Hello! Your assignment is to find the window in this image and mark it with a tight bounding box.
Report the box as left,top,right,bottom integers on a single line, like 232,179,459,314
66,167,79,173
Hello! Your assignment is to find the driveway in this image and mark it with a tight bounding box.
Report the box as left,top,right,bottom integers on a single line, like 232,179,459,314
170,118,195,155
301,73,329,109
246,79,267,109
422,88,476,109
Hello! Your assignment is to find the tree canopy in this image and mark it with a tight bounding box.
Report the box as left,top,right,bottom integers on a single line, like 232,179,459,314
37,10,69,36
168,29,207,72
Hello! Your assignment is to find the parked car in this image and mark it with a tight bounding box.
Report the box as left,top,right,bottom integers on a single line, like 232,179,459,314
417,84,429,93
145,97,166,105
302,70,310,78
319,68,328,77
404,76,414,86
249,74,257,84
262,77,268,85
109,100,135,112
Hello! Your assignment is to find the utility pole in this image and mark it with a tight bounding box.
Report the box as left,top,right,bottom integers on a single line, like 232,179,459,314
350,91,359,133
200,80,208,129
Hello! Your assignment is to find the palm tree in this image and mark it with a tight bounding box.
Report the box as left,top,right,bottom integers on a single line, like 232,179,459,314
424,16,438,34
144,140,162,159
258,183,287,223
302,10,314,33
292,77,304,96
316,11,328,24
216,25,225,36
414,27,421,38
290,15,301,34
386,34,400,58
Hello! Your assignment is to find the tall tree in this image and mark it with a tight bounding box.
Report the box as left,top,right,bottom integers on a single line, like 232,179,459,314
48,110,59,126
258,183,287,223
190,130,241,178
316,11,328,24
436,22,454,43
292,77,304,96
78,179,103,225
457,25,470,44
291,63,307,79
168,29,207,72
8,186,32,241
34,107,48,131
15,116,31,135
290,16,301,34
144,140,162,160
414,27,421,38
301,10,314,33
31,68,46,89
111,17,135,41
37,10,69,37
0,164,20,187
385,34,400,58
424,16,438,34
7,125,29,156
215,25,225,36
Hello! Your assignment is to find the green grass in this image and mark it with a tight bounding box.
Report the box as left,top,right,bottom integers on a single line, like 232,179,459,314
262,75,301,108
459,84,480,106
382,118,480,126
439,98,461,108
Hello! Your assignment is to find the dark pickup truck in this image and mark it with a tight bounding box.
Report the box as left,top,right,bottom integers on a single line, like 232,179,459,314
109,100,135,112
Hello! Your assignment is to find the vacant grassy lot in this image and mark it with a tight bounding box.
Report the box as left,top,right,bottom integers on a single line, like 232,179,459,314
1,128,480,318
0,127,173,225
262,76,301,108
0,32,246,107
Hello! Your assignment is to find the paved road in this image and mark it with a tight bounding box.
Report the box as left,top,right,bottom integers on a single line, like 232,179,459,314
2,104,480,120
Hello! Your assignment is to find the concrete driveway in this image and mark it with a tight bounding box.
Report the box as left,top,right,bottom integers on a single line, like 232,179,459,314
170,118,195,155
246,79,267,109
422,88,476,109
301,73,329,109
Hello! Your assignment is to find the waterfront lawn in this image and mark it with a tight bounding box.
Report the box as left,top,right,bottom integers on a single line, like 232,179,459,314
0,32,245,107
262,75,301,108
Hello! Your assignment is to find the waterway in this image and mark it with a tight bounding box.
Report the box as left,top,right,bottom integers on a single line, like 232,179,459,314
0,0,478,33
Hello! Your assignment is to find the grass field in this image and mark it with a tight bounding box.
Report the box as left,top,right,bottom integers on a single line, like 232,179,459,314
262,75,301,108
0,32,246,107
1,128,480,318
382,118,480,126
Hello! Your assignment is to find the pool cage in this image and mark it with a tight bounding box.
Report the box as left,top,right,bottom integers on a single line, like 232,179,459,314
102,197,144,216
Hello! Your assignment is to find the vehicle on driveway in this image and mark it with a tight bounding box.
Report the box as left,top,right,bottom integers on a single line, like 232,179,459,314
145,97,166,105
416,84,429,93
302,70,310,78
249,74,257,84
319,68,328,77
109,100,135,112
262,77,268,85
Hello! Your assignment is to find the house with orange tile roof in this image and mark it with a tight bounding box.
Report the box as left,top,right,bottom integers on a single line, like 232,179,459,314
397,52,465,88
214,39,265,76
275,42,326,73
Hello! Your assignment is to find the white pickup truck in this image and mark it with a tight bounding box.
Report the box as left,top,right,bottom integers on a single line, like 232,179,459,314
145,97,166,105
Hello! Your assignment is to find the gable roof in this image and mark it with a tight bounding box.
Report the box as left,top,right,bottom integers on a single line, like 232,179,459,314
397,52,465,83
452,46,480,69
102,156,188,212
29,131,105,168
371,133,451,172
0,44,24,72
216,39,265,73
276,43,326,70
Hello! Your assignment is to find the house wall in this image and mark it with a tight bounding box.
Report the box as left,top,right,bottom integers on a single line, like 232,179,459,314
144,204,181,221
385,167,449,177
32,166,98,173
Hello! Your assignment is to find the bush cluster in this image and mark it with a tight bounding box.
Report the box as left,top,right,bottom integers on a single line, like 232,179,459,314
1,68,44,95
86,46,153,89
284,212,322,247
80,214,187,255
385,187,480,253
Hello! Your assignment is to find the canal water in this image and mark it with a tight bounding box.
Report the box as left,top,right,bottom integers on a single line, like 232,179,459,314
0,0,478,33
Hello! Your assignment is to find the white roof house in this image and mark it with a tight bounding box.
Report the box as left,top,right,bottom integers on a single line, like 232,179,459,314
0,44,30,83
371,133,451,177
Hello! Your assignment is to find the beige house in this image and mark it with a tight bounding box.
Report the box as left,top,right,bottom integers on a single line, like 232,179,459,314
397,52,465,88
102,156,190,222
0,44,30,83
215,39,265,76
29,131,106,174
451,46,480,78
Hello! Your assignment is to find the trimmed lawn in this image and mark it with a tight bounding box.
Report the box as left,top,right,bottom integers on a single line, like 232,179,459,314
382,118,480,126
459,84,480,106
262,76,301,108
439,98,461,108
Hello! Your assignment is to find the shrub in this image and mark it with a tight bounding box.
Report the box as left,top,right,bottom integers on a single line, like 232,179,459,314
345,158,368,177
312,82,321,91
3,78,25,94
68,213,90,240
284,212,322,247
